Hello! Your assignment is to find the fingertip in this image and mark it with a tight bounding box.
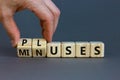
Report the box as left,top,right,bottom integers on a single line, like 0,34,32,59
42,31,53,43
44,35,52,43
11,37,20,48
6,29,20,47
11,40,16,48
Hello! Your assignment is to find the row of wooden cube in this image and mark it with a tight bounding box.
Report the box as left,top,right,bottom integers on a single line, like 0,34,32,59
17,38,104,58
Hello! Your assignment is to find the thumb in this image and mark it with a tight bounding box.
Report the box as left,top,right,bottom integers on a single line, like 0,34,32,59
2,14,20,47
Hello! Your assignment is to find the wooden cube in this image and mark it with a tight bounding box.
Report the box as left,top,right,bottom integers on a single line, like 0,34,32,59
17,38,32,57
75,42,90,57
32,38,47,57
61,42,75,57
90,42,104,57
47,42,61,57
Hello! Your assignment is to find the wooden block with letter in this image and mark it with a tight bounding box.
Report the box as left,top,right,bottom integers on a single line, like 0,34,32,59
17,38,32,57
61,42,75,57
75,42,90,57
47,42,61,57
32,38,47,57
90,42,104,57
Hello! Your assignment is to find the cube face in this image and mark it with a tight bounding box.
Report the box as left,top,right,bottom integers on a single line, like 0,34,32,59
62,42,75,57
32,39,47,57
47,42,61,57
75,42,90,57
90,42,104,57
17,38,32,57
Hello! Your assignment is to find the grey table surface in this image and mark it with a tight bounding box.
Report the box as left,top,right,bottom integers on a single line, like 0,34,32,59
0,0,120,80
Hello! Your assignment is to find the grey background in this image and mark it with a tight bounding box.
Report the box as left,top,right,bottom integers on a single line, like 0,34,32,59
0,0,120,80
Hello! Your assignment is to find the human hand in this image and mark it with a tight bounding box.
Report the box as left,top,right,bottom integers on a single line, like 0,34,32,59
0,0,60,47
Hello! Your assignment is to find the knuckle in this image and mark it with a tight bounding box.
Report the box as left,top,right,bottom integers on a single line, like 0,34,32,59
2,13,10,18
1,10,12,20
53,8,61,17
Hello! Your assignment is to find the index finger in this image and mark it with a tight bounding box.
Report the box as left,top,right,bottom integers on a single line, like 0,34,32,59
26,1,54,42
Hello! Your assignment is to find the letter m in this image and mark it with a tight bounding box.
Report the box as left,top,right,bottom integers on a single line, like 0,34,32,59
18,49,29,56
